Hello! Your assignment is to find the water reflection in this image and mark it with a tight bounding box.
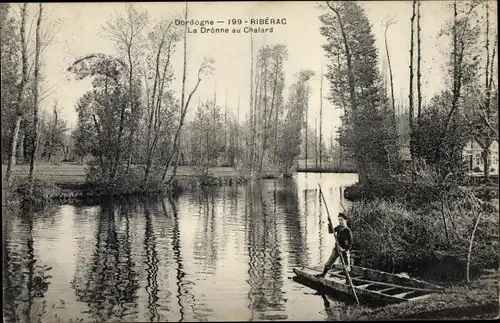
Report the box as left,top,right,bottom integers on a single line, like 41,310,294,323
3,173,358,322
3,207,56,323
71,201,140,321
277,179,308,268
245,182,286,320
143,200,159,322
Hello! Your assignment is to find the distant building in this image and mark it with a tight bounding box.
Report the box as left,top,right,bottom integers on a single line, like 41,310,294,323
463,138,498,175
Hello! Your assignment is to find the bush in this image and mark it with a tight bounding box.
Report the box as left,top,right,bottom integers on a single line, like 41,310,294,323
6,178,60,210
344,181,441,206
348,198,498,281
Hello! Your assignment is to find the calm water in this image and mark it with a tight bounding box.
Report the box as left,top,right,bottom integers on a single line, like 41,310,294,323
3,173,358,322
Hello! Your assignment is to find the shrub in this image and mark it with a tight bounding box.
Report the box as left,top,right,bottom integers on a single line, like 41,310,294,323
348,197,498,280
6,178,60,210
344,181,441,206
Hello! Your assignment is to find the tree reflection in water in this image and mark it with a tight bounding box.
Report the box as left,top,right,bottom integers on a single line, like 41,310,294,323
143,200,160,322
168,194,211,322
3,206,55,323
192,188,219,273
245,181,287,320
71,201,140,321
276,178,308,267
4,174,358,322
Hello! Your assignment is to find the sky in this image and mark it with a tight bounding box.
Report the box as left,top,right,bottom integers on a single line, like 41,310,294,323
13,1,478,145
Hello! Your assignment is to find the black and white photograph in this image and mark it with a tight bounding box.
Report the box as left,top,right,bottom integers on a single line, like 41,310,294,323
2,1,499,321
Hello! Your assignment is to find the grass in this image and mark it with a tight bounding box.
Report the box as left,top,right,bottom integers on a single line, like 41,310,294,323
1,163,280,205
1,163,256,186
352,269,499,320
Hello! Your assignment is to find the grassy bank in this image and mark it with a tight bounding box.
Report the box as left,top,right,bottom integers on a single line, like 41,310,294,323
297,167,357,173
351,269,498,320
347,197,498,280
337,171,499,320
2,163,281,208
344,180,500,202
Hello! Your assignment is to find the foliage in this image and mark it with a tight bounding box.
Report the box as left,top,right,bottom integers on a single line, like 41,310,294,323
412,91,472,178
39,104,69,161
189,100,226,166
276,70,314,175
6,177,60,210
0,4,20,161
319,1,398,183
348,195,498,280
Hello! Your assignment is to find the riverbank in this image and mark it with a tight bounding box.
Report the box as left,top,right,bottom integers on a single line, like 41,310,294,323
297,167,357,173
2,163,281,207
343,179,500,202
351,269,498,320
332,170,499,320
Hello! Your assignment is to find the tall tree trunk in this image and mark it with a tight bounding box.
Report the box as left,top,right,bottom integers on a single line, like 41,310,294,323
384,21,396,131
224,90,228,164
144,33,164,182
251,63,259,171
319,66,323,169
5,3,28,184
483,1,491,183
249,33,254,171
409,0,416,165
328,3,356,112
259,53,269,173
268,57,279,166
28,4,43,181
164,8,206,184
50,106,59,162
92,113,105,171
315,118,318,168
439,1,478,167
417,0,422,119
305,97,308,170
112,101,126,179
328,3,361,181
466,210,482,283
236,94,240,167
163,3,189,182
125,43,134,175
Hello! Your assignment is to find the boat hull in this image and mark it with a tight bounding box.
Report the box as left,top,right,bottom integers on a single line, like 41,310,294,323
293,265,444,305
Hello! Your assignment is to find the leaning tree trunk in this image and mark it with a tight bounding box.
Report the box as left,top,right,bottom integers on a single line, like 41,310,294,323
466,211,482,283
384,21,396,134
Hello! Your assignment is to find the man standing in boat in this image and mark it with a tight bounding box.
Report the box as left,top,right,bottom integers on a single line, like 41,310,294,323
315,213,353,278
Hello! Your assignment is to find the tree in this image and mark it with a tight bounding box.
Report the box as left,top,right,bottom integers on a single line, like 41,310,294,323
319,66,324,168
383,17,397,122
28,3,43,181
163,2,214,183
277,70,314,175
4,3,28,183
100,4,149,177
475,0,498,182
41,102,68,161
409,0,416,163
68,53,130,178
141,18,179,183
320,1,397,183
253,44,287,172
416,0,483,177
1,4,20,163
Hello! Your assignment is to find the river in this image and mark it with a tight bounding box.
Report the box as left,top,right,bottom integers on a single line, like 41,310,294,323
3,172,359,322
